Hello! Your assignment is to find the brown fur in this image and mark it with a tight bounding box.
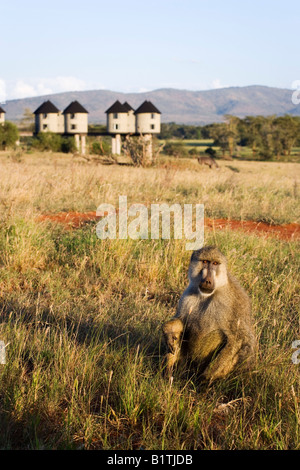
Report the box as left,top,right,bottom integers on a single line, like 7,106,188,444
198,156,219,169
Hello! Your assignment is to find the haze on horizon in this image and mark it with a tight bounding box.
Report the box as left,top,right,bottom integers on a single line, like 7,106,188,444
0,0,299,103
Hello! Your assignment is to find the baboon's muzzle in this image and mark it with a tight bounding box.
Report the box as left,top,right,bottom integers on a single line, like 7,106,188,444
199,277,215,293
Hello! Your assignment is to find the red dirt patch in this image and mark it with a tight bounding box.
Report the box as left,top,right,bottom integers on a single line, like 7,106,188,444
205,218,299,241
38,211,100,228
37,211,300,241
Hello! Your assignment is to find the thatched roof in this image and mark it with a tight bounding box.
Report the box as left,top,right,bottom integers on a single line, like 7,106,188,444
134,100,161,114
63,100,88,114
34,100,60,114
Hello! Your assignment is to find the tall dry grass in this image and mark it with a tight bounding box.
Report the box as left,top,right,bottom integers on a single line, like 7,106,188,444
0,151,299,224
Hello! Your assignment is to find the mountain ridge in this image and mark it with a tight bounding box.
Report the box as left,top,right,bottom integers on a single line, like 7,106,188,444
2,85,299,125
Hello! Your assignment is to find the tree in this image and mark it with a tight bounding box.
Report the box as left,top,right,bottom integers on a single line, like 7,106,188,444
0,121,19,149
208,117,241,160
91,139,111,155
205,147,217,158
238,116,264,158
123,135,164,166
31,132,63,152
208,123,231,159
20,107,34,131
159,123,203,140
257,116,277,160
273,115,300,156
31,132,76,153
224,115,240,157
60,137,77,154
164,140,188,157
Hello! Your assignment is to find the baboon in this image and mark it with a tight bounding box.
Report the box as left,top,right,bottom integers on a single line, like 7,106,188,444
162,246,256,382
198,156,219,169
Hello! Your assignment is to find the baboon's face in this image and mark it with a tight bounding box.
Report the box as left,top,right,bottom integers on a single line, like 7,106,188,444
189,247,228,295
198,259,223,293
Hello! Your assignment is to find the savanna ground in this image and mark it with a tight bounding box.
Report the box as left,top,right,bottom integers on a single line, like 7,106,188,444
0,149,299,450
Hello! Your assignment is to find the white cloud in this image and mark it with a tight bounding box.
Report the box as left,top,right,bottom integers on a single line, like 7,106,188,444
5,76,104,100
12,80,39,99
211,79,223,89
210,79,231,90
43,76,87,93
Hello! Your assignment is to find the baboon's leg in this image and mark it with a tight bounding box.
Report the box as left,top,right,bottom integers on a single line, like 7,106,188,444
202,338,243,382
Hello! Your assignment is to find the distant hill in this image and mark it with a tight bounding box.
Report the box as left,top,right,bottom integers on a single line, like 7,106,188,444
3,85,299,125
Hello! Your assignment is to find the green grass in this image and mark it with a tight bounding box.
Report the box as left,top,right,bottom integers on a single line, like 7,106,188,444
0,151,299,449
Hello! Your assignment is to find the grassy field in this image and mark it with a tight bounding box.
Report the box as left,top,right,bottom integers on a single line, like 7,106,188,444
164,139,300,163
0,151,299,449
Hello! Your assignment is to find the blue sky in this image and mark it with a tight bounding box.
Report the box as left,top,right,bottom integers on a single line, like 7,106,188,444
0,0,299,101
